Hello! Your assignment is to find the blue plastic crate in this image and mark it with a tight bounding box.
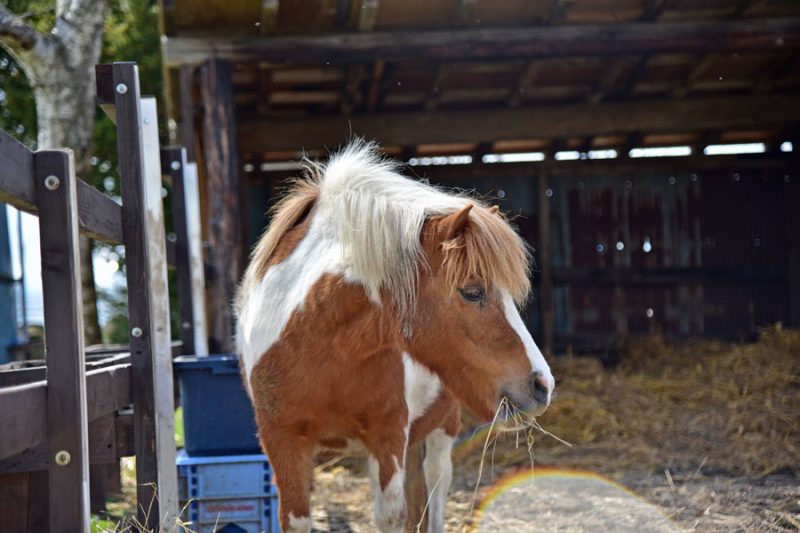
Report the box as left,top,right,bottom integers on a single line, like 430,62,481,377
174,355,261,455
177,450,281,533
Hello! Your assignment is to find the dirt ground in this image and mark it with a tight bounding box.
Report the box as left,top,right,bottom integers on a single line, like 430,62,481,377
305,328,800,532
310,457,800,532
104,330,800,532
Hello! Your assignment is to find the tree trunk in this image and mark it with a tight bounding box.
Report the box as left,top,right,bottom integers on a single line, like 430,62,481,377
15,6,107,345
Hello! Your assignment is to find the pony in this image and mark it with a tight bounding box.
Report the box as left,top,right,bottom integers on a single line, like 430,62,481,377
235,142,554,533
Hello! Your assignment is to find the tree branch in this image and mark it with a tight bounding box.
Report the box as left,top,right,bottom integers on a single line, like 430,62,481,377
0,5,40,51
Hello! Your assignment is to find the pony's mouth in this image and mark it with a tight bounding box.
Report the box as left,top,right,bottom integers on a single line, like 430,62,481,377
497,392,547,431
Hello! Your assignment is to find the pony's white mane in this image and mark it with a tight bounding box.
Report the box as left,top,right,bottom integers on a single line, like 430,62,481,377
310,141,530,321
314,141,472,315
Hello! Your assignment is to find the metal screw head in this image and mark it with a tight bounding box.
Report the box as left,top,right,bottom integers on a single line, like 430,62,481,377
54,450,71,466
131,327,143,338
44,175,60,190
143,117,151,125
171,160,181,171
115,83,128,94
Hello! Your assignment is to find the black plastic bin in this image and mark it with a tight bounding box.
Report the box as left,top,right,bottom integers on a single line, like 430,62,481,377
174,355,261,456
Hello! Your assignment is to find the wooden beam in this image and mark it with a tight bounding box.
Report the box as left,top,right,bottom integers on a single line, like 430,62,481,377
754,51,796,92
0,130,123,245
789,137,800,327
163,17,800,66
200,59,243,353
548,0,569,24
587,57,633,104
358,0,379,31
366,60,385,112
112,63,178,529
341,64,365,115
257,67,273,115
179,65,197,161
238,93,800,152
385,154,793,182
259,0,279,34
508,61,543,107
672,54,717,98
0,364,132,461
424,65,445,111
34,149,91,533
162,147,196,355
640,0,666,21
457,0,479,24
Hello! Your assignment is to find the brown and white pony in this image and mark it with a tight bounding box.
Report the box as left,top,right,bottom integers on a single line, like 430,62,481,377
235,142,554,533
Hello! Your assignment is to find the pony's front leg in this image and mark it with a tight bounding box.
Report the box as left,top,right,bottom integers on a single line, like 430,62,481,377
366,432,408,533
259,425,315,533
423,428,455,533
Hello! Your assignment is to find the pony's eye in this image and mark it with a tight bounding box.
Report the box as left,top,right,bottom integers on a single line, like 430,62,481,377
458,286,485,303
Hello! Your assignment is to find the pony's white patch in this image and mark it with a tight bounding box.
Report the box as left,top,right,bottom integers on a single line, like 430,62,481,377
369,455,407,533
423,428,454,533
287,512,312,533
236,212,345,388
502,292,555,400
402,352,442,422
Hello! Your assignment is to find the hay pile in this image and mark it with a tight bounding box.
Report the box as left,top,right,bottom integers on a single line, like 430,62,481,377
458,325,800,477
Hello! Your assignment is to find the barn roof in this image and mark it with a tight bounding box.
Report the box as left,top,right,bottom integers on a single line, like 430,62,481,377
159,0,800,162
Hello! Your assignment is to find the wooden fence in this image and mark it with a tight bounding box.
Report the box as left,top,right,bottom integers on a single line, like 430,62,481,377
0,62,207,532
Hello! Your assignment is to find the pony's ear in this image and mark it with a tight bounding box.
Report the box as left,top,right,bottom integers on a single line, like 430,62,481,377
442,204,473,240
489,205,500,215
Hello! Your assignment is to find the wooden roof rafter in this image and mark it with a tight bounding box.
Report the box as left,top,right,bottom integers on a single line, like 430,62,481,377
237,93,800,152
162,17,800,66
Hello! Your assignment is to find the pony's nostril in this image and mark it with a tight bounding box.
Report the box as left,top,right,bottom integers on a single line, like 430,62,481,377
530,372,550,404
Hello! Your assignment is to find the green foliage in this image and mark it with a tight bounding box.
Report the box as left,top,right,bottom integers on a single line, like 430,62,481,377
2,0,182,341
91,0,164,195
0,52,36,147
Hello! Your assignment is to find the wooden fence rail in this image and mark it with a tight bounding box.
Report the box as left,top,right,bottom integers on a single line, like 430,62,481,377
0,61,207,532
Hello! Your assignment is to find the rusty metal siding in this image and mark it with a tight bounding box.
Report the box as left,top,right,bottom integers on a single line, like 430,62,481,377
544,167,791,347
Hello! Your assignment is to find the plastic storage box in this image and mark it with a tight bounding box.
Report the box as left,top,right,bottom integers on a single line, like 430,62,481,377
174,355,261,455
177,449,281,533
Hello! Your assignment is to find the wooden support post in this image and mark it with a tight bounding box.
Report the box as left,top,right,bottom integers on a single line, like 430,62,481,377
163,147,209,356
183,160,209,356
179,65,197,162
404,441,427,533
200,58,243,353
35,149,90,533
537,169,555,356
112,63,178,529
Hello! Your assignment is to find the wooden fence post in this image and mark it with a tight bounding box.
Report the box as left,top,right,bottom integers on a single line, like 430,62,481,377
112,63,178,528
34,149,90,533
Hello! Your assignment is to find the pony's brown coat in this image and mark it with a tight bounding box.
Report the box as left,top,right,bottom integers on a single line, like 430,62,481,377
247,209,529,529
239,155,542,531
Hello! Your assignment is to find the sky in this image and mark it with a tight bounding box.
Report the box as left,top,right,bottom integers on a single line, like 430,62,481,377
6,206,122,326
